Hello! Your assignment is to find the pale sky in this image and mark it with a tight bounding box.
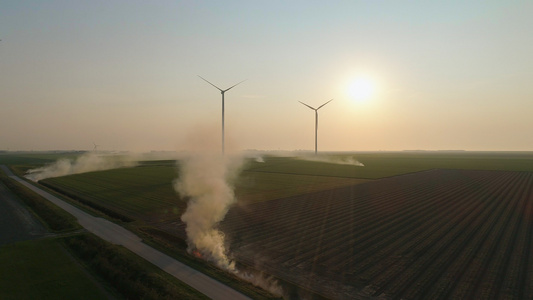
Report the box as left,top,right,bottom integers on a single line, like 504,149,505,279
1,1,532,152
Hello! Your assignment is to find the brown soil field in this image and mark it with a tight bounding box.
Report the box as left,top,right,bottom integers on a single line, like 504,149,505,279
221,169,533,299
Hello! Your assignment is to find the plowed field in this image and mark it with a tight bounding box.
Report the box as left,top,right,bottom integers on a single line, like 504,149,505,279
221,169,533,299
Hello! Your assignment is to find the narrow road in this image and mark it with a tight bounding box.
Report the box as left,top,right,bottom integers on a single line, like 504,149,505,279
0,165,251,300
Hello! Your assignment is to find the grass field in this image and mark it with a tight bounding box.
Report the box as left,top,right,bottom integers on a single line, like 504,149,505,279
40,164,181,222
0,239,113,300
249,152,533,178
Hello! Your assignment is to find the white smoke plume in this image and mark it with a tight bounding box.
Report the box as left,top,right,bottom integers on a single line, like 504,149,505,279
296,154,365,166
25,152,138,181
238,271,284,297
174,151,288,297
172,123,245,271
174,152,244,271
173,126,286,296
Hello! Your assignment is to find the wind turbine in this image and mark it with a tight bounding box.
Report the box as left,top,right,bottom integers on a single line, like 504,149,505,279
198,75,246,154
299,99,333,155
92,142,99,153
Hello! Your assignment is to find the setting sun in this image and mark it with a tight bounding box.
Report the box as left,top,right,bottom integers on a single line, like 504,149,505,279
347,77,376,102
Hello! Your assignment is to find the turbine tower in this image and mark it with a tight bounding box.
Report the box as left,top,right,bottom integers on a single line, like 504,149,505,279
198,75,246,154
299,99,333,155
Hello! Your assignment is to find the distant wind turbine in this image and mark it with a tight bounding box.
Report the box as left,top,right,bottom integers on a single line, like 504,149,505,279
92,142,100,152
198,75,246,154
299,99,333,155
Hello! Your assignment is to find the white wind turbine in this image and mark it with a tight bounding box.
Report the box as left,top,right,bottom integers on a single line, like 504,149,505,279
299,99,333,155
198,75,246,154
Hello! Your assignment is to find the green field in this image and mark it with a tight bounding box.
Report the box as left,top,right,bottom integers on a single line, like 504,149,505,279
30,152,533,225
0,239,113,300
250,152,533,178
41,164,182,222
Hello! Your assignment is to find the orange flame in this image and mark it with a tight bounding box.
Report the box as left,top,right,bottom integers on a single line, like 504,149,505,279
192,250,203,259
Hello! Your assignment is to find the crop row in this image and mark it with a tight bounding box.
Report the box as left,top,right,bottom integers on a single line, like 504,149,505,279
41,165,185,222
222,169,533,299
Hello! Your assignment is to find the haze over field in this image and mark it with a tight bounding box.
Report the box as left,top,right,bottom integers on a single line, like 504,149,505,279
25,152,138,181
1,1,532,152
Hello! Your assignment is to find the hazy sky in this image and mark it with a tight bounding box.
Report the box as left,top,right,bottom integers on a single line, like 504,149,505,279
1,1,532,152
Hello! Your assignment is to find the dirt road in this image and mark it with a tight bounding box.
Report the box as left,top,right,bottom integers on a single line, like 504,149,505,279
0,165,250,300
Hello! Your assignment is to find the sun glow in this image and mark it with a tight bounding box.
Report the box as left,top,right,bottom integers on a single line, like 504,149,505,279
347,77,376,102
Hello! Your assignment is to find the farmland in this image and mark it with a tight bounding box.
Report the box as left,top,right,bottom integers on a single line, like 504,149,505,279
37,157,370,226
8,151,533,299
222,168,533,299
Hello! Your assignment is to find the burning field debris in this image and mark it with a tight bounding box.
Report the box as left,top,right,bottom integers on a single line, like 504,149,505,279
173,152,242,271
173,150,285,297
25,152,138,182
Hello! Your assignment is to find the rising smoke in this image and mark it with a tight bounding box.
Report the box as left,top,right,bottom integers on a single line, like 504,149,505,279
297,154,365,166
174,151,285,297
25,152,138,181
173,126,284,297
238,270,284,297
174,152,243,271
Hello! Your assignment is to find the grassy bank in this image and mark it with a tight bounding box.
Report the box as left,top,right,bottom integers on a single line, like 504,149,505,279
0,170,78,232
0,169,208,299
63,233,209,300
0,239,115,300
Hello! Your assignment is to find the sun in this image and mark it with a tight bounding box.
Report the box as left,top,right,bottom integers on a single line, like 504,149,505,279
347,77,376,102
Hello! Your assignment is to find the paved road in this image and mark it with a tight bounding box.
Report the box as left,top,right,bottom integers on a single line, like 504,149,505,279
0,165,251,300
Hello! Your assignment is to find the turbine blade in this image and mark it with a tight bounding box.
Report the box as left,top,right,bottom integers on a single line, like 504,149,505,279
317,99,333,110
299,101,317,110
198,75,223,92
223,79,247,92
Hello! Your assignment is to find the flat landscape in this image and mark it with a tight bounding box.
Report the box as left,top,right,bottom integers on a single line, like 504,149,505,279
223,168,533,299
3,151,533,299
4,2,533,299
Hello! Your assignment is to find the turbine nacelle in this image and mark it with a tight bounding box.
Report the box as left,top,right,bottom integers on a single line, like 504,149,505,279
299,99,333,111
198,75,246,94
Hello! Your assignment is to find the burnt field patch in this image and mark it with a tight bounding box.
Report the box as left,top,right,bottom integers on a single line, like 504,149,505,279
221,169,533,299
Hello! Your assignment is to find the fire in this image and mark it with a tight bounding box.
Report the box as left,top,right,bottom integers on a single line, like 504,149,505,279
192,249,203,259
